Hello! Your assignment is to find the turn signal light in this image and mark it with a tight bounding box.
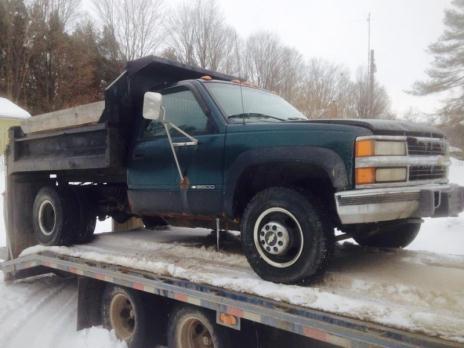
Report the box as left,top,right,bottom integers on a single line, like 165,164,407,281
355,139,375,157
356,167,376,185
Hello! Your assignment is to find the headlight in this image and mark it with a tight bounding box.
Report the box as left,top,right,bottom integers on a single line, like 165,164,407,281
356,139,406,157
356,167,407,185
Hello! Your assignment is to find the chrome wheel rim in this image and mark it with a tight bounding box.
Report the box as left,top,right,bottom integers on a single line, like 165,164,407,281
253,207,304,268
38,200,56,236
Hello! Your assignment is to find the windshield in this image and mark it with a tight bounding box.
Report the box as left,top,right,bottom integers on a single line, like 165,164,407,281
205,82,306,122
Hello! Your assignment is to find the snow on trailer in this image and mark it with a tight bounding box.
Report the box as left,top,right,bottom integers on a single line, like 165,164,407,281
2,228,463,347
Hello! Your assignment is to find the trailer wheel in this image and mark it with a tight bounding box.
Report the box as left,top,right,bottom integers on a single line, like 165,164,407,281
32,186,78,246
102,286,153,348
241,187,333,284
168,306,232,348
352,221,421,248
72,189,96,244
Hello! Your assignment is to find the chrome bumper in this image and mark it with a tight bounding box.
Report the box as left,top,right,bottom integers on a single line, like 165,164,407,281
335,184,464,224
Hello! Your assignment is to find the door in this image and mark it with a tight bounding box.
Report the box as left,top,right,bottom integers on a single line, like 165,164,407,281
128,86,225,216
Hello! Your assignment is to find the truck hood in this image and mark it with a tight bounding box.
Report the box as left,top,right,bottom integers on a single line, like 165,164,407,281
307,119,445,138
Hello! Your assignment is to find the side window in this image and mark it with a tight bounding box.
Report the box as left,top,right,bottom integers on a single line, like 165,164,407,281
143,89,209,139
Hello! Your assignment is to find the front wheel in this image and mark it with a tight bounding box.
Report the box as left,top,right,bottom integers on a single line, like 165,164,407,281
352,221,421,248
241,187,333,284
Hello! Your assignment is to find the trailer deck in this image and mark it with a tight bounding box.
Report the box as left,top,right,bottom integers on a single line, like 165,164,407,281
2,228,463,347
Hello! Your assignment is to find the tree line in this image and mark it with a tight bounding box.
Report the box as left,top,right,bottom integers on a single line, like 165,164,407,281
1,0,392,118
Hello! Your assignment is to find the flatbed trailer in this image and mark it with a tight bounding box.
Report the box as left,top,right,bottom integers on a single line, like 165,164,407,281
1,237,460,348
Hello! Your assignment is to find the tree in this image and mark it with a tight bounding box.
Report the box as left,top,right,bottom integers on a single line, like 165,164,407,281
353,68,391,118
0,0,31,102
296,59,355,118
166,0,239,72
412,0,464,118
92,0,165,62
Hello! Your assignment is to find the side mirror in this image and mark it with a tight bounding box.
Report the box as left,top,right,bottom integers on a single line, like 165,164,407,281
143,92,164,121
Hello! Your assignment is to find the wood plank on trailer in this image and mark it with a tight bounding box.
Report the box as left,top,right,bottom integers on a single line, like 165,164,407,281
21,101,105,134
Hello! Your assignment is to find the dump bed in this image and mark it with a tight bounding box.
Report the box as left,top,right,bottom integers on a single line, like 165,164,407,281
7,56,237,179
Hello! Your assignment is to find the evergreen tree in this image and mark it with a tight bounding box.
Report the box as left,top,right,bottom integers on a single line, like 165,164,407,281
412,0,464,120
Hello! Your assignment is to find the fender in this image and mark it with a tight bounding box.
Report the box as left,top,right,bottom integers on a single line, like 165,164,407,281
223,146,350,217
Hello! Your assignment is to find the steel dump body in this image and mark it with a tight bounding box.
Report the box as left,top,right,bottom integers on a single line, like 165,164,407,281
7,57,237,178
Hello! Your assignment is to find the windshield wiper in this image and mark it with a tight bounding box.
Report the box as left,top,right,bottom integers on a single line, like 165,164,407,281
228,113,287,122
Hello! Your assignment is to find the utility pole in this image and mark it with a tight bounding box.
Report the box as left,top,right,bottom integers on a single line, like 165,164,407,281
366,13,375,117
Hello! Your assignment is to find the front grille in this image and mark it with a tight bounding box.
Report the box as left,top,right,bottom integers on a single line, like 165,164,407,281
409,165,447,181
407,137,446,156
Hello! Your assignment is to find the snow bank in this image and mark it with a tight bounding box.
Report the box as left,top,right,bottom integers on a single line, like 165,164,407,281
0,274,126,348
21,229,464,343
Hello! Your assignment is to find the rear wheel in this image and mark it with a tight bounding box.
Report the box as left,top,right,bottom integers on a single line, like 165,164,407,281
32,186,78,246
351,221,421,248
241,187,333,284
102,285,156,348
168,306,232,348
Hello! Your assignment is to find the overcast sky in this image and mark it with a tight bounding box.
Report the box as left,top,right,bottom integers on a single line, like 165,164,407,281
210,0,453,116
83,0,453,116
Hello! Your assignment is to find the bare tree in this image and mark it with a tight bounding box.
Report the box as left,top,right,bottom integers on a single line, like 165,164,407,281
244,32,285,91
166,0,239,72
354,68,391,118
296,59,355,118
92,0,164,62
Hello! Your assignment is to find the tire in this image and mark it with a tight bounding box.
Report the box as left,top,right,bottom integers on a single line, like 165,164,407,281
241,187,334,284
102,285,155,348
32,186,78,246
352,221,421,248
72,188,96,244
167,305,232,348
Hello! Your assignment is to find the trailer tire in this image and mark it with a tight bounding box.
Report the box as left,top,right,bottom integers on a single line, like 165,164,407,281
72,189,96,244
32,186,78,246
352,221,421,248
241,187,333,284
102,286,154,348
167,305,232,348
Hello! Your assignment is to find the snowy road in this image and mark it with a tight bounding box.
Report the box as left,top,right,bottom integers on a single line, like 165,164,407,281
0,274,126,348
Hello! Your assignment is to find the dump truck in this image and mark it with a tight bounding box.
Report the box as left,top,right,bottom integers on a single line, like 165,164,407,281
3,56,464,347
4,56,464,286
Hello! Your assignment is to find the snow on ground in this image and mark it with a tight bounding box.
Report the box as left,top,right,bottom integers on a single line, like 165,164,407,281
408,158,464,254
21,228,464,343
0,273,126,348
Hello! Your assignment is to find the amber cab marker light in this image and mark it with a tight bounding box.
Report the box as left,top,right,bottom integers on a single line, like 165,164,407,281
356,139,375,157
201,75,212,80
356,167,376,185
